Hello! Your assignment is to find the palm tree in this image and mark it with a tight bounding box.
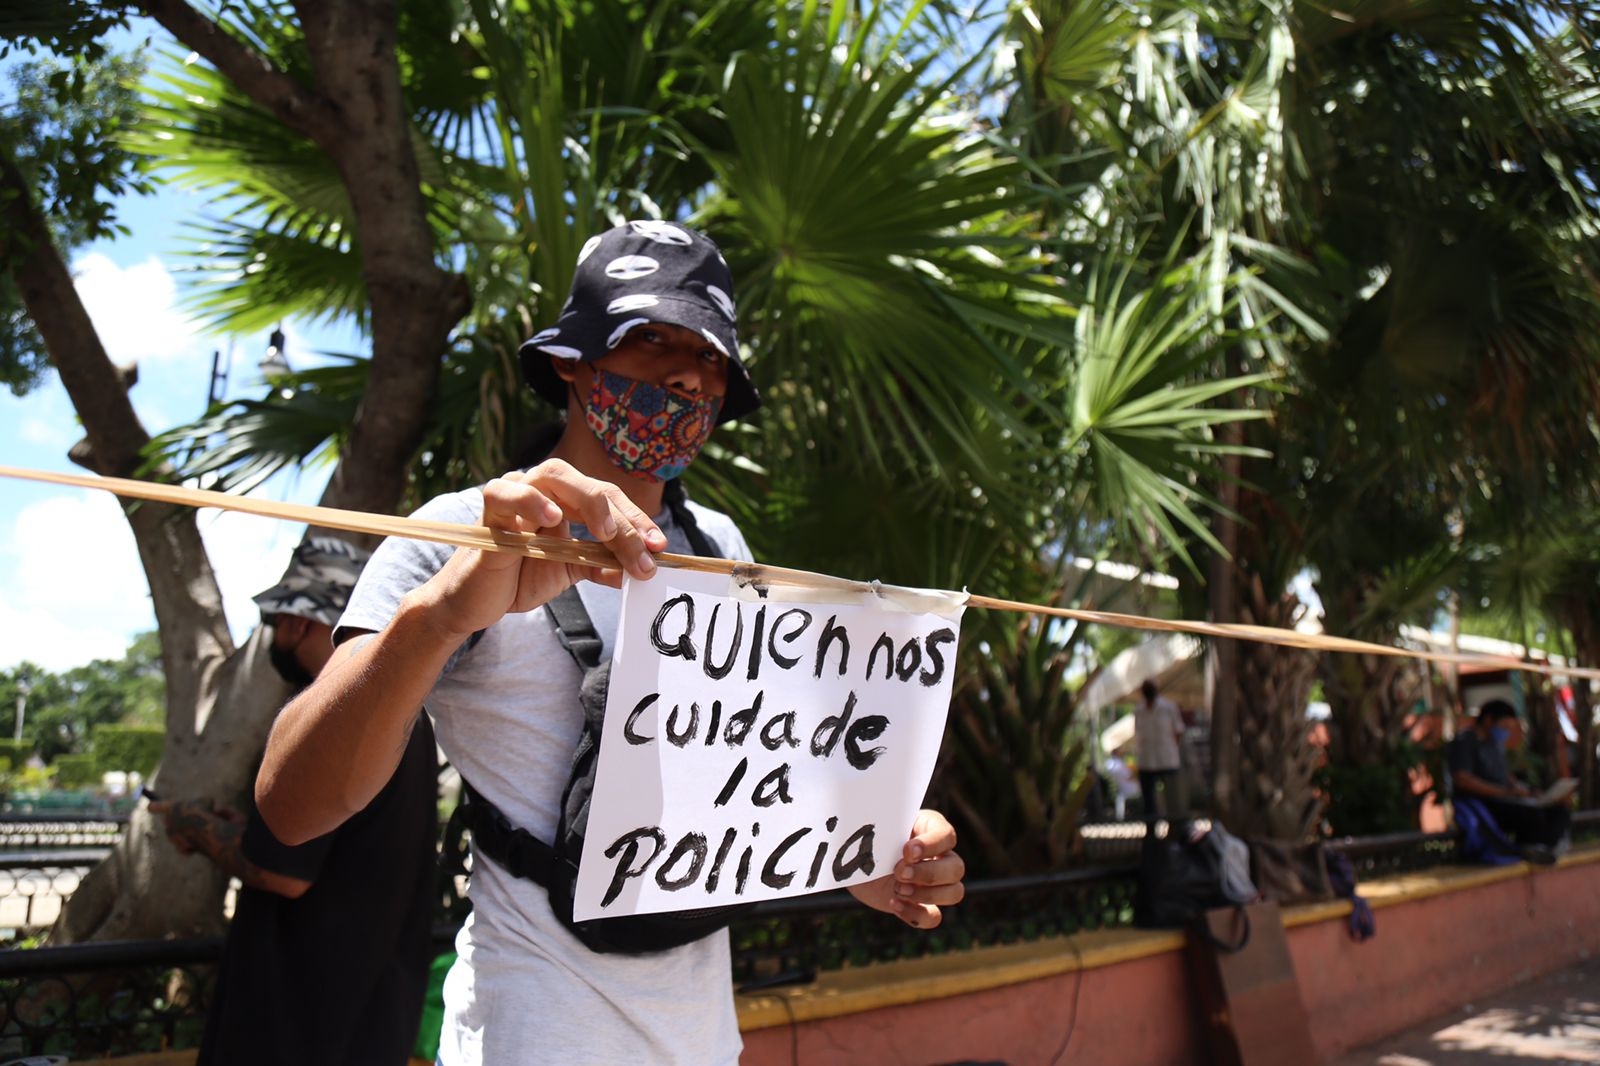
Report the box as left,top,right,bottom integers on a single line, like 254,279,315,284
1285,5,1600,832
134,0,1272,882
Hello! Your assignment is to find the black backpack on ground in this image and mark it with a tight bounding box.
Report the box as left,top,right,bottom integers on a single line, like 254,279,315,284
460,481,755,954
1132,820,1233,929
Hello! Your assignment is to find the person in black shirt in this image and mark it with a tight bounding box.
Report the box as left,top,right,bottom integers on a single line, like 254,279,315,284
1446,699,1570,862
152,538,438,1065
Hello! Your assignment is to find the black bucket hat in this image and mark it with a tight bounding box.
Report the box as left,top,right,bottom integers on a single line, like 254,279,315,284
518,221,761,424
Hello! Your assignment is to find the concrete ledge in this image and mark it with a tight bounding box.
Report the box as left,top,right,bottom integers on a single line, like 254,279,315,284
90,845,1600,1056
739,843,1600,1050
737,924,1185,1031
742,838,1600,1062
1283,844,1600,928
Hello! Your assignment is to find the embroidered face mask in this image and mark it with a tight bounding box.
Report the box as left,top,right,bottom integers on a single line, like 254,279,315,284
584,368,722,481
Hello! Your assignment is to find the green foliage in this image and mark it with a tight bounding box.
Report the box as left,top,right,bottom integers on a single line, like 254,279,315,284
92,725,165,776
0,633,166,763
141,0,1267,604
0,1,130,62
0,51,155,395
1316,736,1442,838
930,609,1095,877
0,740,30,773
0,756,57,812
51,753,98,790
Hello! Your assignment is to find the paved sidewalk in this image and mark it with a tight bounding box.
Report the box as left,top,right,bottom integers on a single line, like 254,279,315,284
1333,956,1600,1064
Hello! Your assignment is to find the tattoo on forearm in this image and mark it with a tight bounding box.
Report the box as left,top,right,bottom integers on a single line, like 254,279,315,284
187,809,295,892
393,712,418,758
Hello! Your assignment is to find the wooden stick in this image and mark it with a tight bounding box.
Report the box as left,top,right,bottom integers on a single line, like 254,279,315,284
3,463,1594,681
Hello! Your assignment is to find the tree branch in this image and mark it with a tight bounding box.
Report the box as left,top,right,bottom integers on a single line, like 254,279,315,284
0,139,235,736
137,0,341,144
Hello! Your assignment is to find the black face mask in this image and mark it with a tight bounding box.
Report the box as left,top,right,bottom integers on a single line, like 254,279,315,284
268,640,315,690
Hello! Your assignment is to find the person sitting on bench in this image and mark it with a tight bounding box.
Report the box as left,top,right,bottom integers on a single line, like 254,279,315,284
1447,699,1570,864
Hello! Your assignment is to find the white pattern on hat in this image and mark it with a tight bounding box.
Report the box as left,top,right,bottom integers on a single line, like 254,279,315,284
576,235,603,265
607,294,661,314
706,284,737,321
607,317,651,349
628,220,693,246
541,344,585,360
700,328,729,357
604,255,661,280
529,327,561,344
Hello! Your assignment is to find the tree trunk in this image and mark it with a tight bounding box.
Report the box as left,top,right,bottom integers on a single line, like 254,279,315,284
0,143,288,942
295,0,472,516
1206,427,1243,827
1231,572,1323,842
26,0,473,942
142,0,473,521
1578,679,1597,811
53,628,292,941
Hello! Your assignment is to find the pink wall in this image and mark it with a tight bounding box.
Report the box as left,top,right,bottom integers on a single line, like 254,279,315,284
742,948,1200,1066
741,858,1600,1066
1291,863,1600,1060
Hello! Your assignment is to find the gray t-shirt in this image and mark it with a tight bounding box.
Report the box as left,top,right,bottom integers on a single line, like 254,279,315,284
339,486,753,1066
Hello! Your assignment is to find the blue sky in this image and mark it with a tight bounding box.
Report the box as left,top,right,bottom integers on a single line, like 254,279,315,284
0,22,360,670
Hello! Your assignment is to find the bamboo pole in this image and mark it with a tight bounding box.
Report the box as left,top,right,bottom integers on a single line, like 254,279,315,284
4,463,1594,682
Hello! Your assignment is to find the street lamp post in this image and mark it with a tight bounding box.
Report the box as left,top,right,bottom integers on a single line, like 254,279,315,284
260,325,290,377
207,347,230,408
14,679,29,745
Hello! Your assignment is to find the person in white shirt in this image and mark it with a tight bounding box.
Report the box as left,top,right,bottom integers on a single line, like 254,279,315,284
251,221,967,1065
1133,679,1184,819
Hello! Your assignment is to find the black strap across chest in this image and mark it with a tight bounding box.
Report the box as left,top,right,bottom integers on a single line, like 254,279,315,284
543,481,719,670
460,481,724,935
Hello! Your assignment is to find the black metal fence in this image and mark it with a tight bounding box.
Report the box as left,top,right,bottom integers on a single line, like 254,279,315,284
0,937,218,1059
0,811,1593,1056
731,863,1140,988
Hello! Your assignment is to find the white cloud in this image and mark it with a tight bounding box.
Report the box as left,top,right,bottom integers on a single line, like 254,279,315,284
0,483,318,672
0,491,156,671
0,248,353,671
67,251,220,433
19,416,72,449
0,445,345,669
0,600,136,673
197,508,302,639
71,253,203,369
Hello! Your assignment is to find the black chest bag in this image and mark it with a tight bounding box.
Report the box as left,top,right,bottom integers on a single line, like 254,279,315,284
459,488,754,954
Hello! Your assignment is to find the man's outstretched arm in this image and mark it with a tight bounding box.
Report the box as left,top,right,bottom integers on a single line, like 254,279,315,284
256,462,668,845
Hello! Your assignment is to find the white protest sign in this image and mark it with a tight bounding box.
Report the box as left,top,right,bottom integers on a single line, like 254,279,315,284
573,567,965,920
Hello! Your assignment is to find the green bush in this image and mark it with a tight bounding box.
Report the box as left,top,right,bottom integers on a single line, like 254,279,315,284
1317,738,1442,837
92,725,165,775
53,754,99,790
0,740,31,773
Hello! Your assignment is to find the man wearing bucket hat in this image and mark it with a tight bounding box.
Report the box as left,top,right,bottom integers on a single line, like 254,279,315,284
153,537,438,1066
255,222,966,1064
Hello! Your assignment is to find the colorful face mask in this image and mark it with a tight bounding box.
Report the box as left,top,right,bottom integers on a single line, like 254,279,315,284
1489,725,1511,748
584,368,722,481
